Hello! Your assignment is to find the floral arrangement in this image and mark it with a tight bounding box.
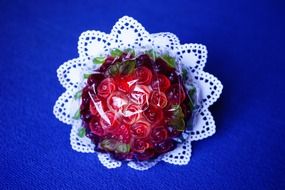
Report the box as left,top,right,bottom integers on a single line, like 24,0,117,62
79,49,196,161
53,16,223,170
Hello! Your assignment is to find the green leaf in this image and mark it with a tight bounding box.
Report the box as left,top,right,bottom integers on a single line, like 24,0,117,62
171,105,184,119
187,86,197,110
83,73,91,79
188,87,196,98
78,127,86,138
74,90,82,99
116,143,130,153
170,118,186,131
119,60,136,75
111,48,123,57
72,109,80,120
100,139,118,151
93,56,105,64
145,49,157,60
161,54,176,68
182,68,188,81
108,64,120,76
125,48,135,56
168,105,185,131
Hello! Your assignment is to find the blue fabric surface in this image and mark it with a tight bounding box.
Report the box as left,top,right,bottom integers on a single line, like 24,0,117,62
0,0,284,189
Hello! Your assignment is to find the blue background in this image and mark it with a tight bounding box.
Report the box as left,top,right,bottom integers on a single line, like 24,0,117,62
0,0,284,189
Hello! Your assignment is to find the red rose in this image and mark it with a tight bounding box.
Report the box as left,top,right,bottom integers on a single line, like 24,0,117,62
116,74,137,93
150,126,168,143
143,104,164,125
89,117,104,136
99,111,119,131
131,120,151,139
129,85,150,105
97,78,116,98
87,73,105,86
122,103,142,124
107,91,129,112
135,66,153,85
89,96,107,117
149,91,168,108
113,124,131,143
132,139,150,153
151,74,170,92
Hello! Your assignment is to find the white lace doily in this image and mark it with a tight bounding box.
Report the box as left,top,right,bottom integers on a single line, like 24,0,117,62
53,16,223,170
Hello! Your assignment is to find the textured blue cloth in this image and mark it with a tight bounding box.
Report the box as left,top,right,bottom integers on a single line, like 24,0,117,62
0,0,284,189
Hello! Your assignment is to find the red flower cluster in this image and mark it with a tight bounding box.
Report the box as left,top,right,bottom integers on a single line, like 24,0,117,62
80,50,193,161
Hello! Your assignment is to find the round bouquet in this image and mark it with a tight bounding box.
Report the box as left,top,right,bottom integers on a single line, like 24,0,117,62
53,16,223,170
80,49,195,161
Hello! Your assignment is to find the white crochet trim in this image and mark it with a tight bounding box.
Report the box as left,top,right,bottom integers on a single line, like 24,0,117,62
70,122,95,153
97,153,122,169
127,158,161,171
53,16,223,170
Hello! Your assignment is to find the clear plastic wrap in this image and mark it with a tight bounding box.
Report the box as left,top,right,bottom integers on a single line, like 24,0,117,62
77,48,198,161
